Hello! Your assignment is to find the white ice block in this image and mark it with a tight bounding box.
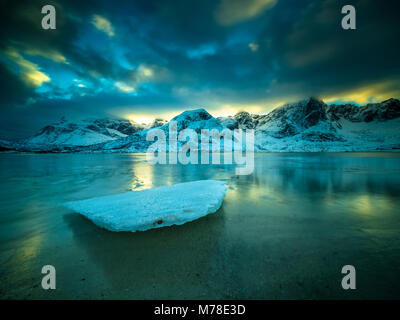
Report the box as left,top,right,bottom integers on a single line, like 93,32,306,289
64,180,227,232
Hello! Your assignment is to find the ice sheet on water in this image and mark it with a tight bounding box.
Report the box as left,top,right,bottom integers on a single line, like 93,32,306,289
64,180,227,232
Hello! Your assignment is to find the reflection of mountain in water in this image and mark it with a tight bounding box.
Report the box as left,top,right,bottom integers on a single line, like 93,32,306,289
236,153,400,198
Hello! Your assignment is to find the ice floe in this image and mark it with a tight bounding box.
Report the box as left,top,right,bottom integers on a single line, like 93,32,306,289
64,180,227,232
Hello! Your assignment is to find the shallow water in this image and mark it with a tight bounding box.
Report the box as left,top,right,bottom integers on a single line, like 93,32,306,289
0,153,399,299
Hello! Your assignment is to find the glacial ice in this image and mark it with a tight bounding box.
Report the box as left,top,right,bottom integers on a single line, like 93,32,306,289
64,180,227,232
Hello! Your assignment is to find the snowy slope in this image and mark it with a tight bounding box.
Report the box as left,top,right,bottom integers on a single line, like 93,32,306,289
332,118,400,151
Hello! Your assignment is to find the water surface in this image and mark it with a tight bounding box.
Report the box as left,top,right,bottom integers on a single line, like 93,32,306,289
0,153,399,299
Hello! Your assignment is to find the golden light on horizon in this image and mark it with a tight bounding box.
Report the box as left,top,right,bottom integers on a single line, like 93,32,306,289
128,115,154,125
323,79,400,105
121,109,178,124
211,104,264,117
121,104,267,127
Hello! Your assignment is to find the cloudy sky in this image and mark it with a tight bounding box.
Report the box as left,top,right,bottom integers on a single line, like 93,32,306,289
0,0,399,139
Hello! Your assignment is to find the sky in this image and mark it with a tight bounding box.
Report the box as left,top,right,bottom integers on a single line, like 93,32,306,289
0,0,399,140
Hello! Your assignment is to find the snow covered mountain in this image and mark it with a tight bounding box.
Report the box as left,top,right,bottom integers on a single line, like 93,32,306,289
0,117,166,151
218,98,400,151
1,98,399,152
26,118,138,146
89,98,400,153
85,108,226,152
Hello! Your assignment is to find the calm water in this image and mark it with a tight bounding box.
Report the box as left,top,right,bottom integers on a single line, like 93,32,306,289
0,153,399,299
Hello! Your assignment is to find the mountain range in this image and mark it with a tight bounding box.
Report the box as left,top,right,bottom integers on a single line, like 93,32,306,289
1,97,399,152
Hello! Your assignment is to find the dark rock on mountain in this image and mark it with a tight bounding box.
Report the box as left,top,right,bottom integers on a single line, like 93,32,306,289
326,98,400,122
234,111,257,129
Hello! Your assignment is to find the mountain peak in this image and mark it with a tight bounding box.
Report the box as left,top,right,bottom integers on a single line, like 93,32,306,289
381,98,399,104
306,96,324,104
234,111,256,129
171,108,212,122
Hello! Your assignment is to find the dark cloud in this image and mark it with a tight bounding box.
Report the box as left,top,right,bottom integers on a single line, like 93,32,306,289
0,0,399,140
111,0,226,46
0,59,37,107
257,0,400,98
